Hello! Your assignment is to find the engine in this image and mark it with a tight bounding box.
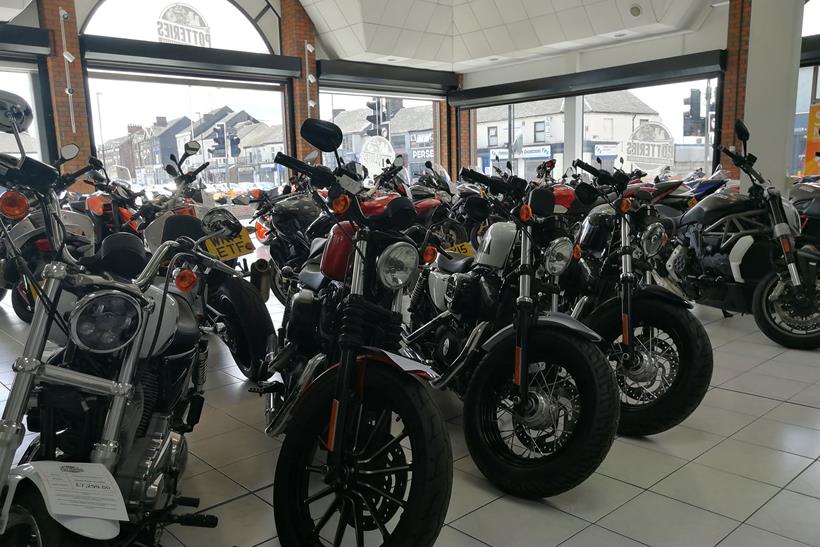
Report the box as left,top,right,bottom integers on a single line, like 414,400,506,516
444,269,500,320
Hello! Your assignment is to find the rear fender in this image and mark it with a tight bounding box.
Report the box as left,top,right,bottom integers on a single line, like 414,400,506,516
481,312,602,354
0,464,120,540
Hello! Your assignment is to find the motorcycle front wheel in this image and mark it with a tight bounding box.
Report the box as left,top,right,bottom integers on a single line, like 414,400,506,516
274,365,452,547
753,271,820,349
585,299,713,436
462,330,618,498
4,486,105,546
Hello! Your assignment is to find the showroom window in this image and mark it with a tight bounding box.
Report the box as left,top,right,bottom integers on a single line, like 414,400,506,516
582,79,718,177
794,64,819,175
0,64,46,160
318,90,443,180
474,99,565,179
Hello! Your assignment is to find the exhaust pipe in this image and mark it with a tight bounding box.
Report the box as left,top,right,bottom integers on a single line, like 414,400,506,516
250,259,272,302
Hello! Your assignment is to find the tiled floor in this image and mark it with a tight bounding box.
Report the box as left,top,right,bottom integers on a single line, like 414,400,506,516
1,297,819,546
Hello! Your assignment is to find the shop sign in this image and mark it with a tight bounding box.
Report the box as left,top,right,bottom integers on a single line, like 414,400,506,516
805,104,820,176
489,145,552,160
157,4,211,47
359,136,395,177
411,147,434,160
626,122,674,169
594,144,619,157
410,131,433,146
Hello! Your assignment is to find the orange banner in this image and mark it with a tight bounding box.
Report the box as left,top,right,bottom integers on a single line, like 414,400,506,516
805,104,820,175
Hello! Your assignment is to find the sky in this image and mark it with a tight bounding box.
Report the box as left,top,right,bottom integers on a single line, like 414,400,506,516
805,0,820,37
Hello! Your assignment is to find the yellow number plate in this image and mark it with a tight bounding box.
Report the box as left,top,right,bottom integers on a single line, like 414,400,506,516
205,228,254,261
687,197,698,208
445,242,475,257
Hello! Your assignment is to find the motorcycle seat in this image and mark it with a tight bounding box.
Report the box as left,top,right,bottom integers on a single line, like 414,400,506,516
163,294,199,355
436,253,473,274
659,215,683,234
298,263,327,291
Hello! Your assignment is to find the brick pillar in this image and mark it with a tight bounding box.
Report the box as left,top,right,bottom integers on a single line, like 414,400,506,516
37,0,93,175
280,0,318,160
719,0,752,179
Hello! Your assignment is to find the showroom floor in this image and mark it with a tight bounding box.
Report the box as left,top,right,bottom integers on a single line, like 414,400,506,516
1,298,820,546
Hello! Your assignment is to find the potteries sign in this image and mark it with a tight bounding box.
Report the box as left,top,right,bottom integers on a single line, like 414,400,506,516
626,122,674,171
157,4,211,48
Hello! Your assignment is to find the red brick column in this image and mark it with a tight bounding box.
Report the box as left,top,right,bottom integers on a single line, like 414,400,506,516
719,0,752,179
37,0,93,178
281,0,318,160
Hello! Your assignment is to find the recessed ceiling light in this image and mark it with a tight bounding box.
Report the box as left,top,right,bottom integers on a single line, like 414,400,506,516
629,4,641,17
613,32,627,38
489,57,499,61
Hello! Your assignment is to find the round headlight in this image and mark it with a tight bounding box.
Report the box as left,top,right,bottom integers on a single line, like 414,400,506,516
376,242,418,289
544,237,573,275
70,291,141,353
641,222,667,257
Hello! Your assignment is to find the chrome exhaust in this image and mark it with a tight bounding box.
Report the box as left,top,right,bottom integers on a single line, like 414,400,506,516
250,259,272,302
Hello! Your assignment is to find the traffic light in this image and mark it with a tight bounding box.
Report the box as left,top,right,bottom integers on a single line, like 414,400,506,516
683,89,705,137
230,135,241,157
209,123,226,157
366,100,380,137
684,89,701,118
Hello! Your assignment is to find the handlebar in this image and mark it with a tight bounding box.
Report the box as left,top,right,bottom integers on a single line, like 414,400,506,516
572,159,601,178
274,152,336,189
189,162,209,179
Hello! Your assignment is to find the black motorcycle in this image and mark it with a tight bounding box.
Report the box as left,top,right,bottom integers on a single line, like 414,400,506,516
564,160,713,436
651,121,820,349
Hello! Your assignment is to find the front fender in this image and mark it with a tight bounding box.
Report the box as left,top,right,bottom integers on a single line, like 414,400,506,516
0,463,121,540
481,312,602,354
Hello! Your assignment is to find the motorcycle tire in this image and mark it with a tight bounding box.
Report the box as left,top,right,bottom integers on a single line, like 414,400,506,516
270,264,289,306
0,287,7,302
433,219,468,248
462,330,618,499
5,485,107,546
11,282,34,323
753,271,820,350
213,276,275,382
585,299,713,436
274,365,452,547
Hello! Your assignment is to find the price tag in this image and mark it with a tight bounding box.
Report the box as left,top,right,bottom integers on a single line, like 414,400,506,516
30,462,128,521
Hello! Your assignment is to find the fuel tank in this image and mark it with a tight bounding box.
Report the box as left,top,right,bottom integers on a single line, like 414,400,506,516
474,221,516,269
680,191,759,227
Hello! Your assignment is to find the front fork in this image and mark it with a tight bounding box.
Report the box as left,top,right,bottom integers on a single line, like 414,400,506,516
770,196,803,289
619,218,639,370
327,233,368,472
515,226,533,413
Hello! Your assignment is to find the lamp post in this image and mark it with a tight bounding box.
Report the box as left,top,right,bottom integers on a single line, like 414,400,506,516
305,41,316,117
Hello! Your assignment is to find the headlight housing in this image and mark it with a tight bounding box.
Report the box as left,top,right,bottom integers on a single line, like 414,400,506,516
641,222,667,257
70,291,141,353
377,242,418,289
543,237,573,275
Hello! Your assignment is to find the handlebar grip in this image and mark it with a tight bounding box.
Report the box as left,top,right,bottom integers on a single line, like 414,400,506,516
65,164,95,182
460,168,493,187
191,162,209,178
274,152,311,176
572,159,601,178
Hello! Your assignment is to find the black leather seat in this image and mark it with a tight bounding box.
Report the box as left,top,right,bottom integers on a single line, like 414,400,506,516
162,294,199,355
308,238,326,259
298,263,327,291
436,253,474,274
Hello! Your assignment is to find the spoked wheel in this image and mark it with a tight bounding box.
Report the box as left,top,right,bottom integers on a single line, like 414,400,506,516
4,487,100,546
586,299,712,436
431,220,467,248
463,331,618,498
754,272,820,349
274,366,452,547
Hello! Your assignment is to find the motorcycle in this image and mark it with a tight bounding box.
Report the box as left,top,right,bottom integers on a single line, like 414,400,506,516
404,166,618,498
564,159,713,436
649,120,820,349
261,119,453,547
792,157,820,245
0,90,270,545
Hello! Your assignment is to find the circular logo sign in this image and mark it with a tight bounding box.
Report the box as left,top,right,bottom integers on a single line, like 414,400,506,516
157,4,211,47
359,136,395,179
626,121,675,172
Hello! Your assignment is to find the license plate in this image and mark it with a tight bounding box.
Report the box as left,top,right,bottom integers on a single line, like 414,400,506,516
204,228,254,261
445,242,475,257
687,197,698,208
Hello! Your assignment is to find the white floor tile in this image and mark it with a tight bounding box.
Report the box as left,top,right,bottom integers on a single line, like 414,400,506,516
722,372,811,400
169,494,275,547
702,388,781,416
618,425,724,460
176,469,247,510
748,490,820,546
545,473,641,522
451,496,587,547
717,524,811,547
436,525,492,546
713,349,770,372
791,384,820,408
752,360,820,383
774,349,820,367
218,448,281,491
766,403,820,431
559,525,646,547
597,439,688,488
681,404,758,436
787,460,820,499
445,469,504,523
651,462,778,520
599,491,738,547
189,424,279,468
717,340,784,360
732,418,820,458
694,439,813,487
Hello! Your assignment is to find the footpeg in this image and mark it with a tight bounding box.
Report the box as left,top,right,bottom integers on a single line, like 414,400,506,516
168,513,218,528
249,380,284,395
175,496,200,508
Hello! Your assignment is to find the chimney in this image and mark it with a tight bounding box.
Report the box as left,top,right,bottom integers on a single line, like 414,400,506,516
155,116,168,127
127,124,142,135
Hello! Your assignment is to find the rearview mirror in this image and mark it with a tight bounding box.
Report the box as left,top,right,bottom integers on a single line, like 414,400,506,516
300,118,343,153
425,160,433,169
506,160,512,171
0,91,33,134
60,143,80,162
574,182,599,205
184,141,201,155
464,195,490,222
165,164,179,177
529,186,555,217
169,153,178,165
734,119,750,143
393,155,404,168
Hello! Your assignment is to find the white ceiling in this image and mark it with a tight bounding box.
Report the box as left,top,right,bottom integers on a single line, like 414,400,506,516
300,0,715,72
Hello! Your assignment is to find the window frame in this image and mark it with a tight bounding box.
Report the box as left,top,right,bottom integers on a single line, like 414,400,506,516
533,120,546,143
488,125,498,147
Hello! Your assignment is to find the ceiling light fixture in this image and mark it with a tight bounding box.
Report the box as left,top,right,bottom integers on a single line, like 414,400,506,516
629,4,641,17
489,57,499,61
613,32,627,38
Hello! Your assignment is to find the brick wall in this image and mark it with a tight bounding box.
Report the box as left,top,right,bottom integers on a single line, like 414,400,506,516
720,0,752,178
280,0,318,160
37,0,93,181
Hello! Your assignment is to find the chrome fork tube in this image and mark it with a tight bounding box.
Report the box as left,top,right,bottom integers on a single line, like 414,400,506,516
350,239,368,296
519,226,532,302
0,262,65,491
621,220,633,276
91,307,151,470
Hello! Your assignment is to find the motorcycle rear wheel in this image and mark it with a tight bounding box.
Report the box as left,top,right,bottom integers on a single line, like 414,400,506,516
753,271,820,349
273,366,452,547
463,330,618,498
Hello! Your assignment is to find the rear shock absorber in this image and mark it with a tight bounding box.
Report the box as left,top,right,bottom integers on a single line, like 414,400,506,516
194,339,208,393
408,269,429,314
